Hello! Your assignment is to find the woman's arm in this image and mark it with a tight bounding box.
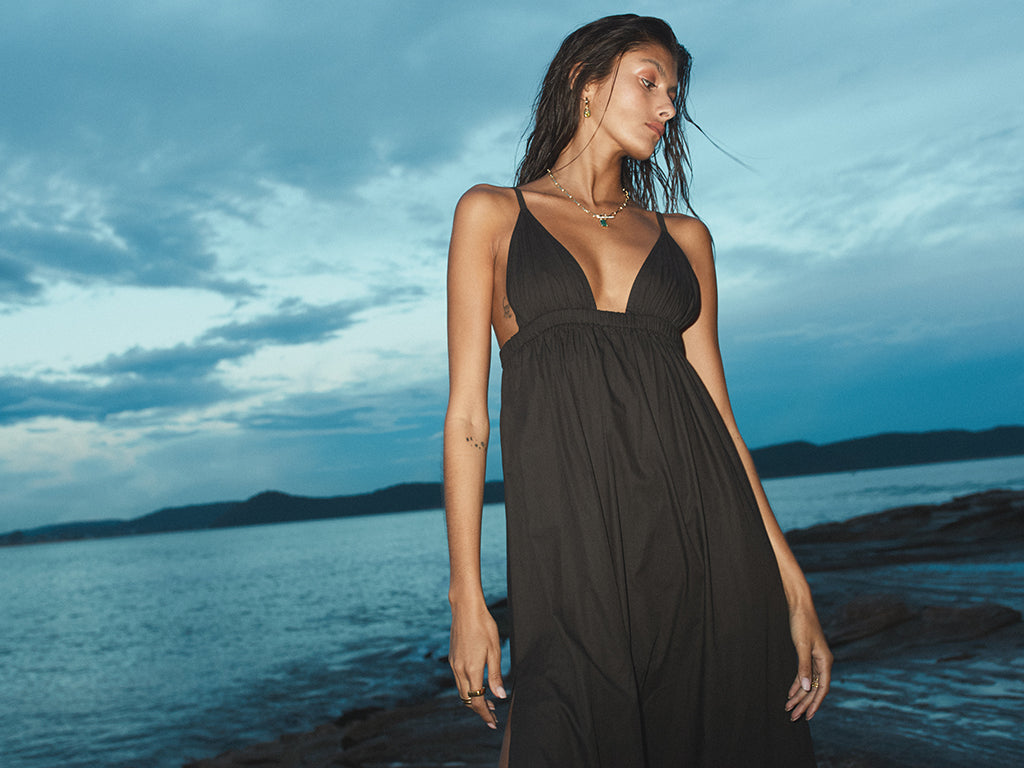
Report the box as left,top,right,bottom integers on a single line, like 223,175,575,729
670,215,833,721
443,186,510,728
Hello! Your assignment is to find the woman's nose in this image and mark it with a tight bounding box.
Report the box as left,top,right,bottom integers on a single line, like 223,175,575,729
660,98,676,122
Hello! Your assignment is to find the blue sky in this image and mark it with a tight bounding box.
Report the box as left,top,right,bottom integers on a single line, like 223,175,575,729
1,0,1021,530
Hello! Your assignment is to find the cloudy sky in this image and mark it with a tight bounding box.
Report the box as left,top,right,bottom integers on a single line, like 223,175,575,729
1,0,1021,530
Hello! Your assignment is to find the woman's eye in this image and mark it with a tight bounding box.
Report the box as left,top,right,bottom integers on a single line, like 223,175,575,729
641,77,656,90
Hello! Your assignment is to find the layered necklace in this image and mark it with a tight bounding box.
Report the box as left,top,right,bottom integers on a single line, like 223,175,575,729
547,169,630,228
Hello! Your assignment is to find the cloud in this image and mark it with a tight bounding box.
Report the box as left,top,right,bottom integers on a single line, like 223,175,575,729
0,383,450,530
238,406,375,433
204,293,421,346
0,374,232,425
0,1,547,312
0,161,259,302
81,342,252,379
78,297,384,379
2,288,428,427
0,1,543,197
0,253,42,300
233,384,445,433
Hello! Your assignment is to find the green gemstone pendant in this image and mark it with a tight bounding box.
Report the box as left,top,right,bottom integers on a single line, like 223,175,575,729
599,218,609,228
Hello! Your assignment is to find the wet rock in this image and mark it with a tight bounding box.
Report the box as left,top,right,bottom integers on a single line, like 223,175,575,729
826,593,912,645
789,490,1024,571
824,593,1022,661
919,603,1021,642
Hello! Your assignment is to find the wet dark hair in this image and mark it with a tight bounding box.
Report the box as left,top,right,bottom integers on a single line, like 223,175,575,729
516,14,697,214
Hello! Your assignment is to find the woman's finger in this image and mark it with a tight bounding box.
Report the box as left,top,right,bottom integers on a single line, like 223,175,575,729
788,679,815,720
785,638,813,719
487,640,507,699
452,656,497,727
789,648,832,720
451,667,470,706
463,679,497,729
785,674,810,718
803,653,833,720
786,673,806,702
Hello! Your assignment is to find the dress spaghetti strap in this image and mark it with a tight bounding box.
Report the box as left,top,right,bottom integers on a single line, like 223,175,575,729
513,187,527,211
655,210,668,232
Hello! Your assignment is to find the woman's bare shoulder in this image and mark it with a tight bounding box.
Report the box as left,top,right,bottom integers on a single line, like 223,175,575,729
454,184,520,230
662,212,714,273
450,185,520,268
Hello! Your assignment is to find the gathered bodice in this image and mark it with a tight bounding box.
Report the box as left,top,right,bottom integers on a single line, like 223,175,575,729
500,188,701,365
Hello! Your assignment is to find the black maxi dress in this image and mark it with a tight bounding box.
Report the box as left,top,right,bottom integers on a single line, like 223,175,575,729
498,189,816,767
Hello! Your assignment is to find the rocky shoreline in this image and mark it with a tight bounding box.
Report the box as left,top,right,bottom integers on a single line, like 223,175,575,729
184,490,1024,768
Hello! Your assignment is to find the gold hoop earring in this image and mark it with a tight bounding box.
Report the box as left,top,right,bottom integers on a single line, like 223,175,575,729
584,97,591,119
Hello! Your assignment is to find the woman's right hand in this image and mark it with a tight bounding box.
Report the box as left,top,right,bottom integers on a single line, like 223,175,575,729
448,600,507,728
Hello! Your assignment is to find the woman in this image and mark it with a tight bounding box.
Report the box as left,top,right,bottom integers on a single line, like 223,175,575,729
444,14,831,767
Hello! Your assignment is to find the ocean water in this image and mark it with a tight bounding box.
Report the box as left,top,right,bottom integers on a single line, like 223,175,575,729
1,455,1023,768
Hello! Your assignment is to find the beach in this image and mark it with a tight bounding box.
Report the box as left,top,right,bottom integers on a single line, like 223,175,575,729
184,490,1024,768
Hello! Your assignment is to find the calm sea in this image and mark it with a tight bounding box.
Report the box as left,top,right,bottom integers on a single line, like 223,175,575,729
2,455,1023,768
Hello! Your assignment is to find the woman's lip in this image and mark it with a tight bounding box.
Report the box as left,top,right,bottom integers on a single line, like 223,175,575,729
647,122,664,137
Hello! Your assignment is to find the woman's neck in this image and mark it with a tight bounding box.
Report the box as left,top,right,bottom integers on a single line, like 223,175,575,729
548,145,625,208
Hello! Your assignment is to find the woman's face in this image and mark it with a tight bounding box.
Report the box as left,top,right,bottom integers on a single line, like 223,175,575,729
583,44,678,160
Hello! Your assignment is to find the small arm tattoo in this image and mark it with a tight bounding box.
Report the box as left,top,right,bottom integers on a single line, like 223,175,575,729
465,436,487,450
502,295,513,319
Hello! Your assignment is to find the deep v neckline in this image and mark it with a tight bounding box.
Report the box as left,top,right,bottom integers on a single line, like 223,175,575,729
518,203,665,315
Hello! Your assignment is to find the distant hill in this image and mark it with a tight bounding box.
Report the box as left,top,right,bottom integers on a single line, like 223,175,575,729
751,426,1024,479
2,426,1021,547
0,482,506,547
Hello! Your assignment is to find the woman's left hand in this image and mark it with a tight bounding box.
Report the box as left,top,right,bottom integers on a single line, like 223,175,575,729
785,605,832,720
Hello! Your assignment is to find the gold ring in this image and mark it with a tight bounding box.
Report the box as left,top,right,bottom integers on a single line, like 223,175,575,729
459,697,472,706
467,688,486,697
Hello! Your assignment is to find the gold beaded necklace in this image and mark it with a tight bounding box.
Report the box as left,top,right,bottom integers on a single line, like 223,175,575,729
547,169,630,228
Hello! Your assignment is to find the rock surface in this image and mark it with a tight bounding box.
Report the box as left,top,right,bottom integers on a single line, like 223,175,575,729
788,489,1024,571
